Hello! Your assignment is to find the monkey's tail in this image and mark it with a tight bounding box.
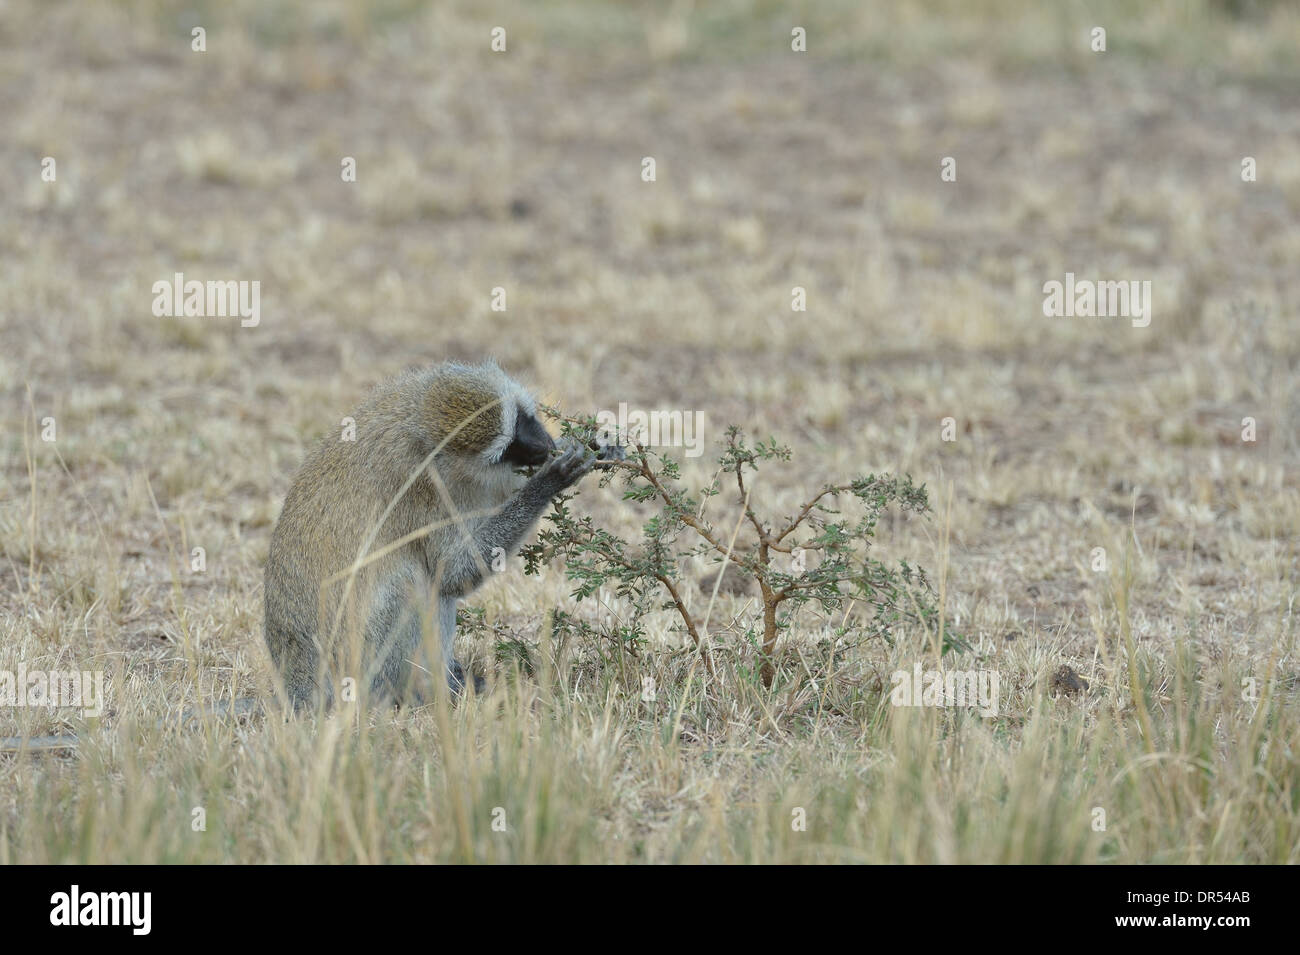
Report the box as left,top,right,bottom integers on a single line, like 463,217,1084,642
0,697,265,755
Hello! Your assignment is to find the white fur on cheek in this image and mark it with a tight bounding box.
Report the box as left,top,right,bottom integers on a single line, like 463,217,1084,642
482,395,517,464
506,375,538,422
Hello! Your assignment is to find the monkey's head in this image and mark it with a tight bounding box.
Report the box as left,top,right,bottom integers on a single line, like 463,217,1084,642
422,361,554,477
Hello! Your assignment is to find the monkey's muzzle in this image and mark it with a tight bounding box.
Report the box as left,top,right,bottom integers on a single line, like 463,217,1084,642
501,413,556,468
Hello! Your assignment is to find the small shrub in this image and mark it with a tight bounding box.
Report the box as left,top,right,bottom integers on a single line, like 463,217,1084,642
521,415,958,689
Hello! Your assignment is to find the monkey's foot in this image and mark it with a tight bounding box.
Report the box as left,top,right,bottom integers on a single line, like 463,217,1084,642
448,661,487,696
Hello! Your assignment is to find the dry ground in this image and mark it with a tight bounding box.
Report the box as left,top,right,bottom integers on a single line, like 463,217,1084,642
0,0,1297,862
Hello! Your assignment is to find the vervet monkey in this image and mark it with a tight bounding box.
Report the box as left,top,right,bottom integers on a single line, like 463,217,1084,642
263,360,618,711
1,362,617,751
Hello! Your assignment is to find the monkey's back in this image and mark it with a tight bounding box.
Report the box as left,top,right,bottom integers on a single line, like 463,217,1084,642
263,373,440,706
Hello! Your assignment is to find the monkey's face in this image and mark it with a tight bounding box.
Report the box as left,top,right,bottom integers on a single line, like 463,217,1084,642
499,410,555,470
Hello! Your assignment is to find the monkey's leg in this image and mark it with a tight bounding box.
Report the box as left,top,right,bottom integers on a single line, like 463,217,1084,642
365,587,481,705
265,615,328,713
436,598,485,696
361,570,427,706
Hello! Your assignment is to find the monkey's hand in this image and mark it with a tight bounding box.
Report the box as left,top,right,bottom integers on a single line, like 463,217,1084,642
591,439,627,469
532,439,596,496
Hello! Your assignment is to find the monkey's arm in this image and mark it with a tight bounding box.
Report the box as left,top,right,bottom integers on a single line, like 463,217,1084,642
439,442,594,596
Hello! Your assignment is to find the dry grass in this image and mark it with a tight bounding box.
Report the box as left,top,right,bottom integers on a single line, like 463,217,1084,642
0,0,1297,863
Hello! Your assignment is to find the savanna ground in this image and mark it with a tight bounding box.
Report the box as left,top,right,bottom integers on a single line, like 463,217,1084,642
1,0,1297,863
